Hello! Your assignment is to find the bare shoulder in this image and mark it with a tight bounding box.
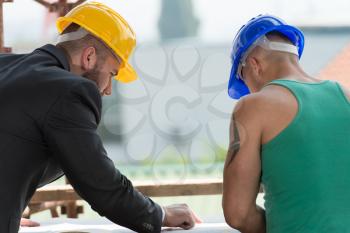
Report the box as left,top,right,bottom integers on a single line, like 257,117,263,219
233,84,298,128
235,86,291,113
232,92,273,128
233,93,262,118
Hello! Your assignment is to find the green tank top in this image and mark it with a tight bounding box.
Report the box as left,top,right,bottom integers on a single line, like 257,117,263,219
261,79,350,233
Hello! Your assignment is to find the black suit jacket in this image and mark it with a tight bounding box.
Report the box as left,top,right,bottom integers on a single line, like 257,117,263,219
0,45,162,233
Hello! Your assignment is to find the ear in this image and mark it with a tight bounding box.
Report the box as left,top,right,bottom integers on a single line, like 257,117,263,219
80,46,98,71
248,56,262,77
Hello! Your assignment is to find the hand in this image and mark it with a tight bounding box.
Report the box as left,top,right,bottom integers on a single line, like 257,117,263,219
20,218,40,227
163,204,202,230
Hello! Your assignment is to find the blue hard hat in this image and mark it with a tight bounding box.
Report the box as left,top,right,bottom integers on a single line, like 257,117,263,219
228,14,305,99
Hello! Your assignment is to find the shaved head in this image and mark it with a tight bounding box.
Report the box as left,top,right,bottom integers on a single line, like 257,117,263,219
248,31,298,63
240,30,303,93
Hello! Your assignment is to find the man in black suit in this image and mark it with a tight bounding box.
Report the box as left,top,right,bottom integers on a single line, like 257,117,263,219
0,2,200,232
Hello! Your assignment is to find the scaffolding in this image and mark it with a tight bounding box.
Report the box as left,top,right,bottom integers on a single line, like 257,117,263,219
0,0,86,53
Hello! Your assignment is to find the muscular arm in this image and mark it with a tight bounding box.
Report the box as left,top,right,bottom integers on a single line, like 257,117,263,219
225,114,240,166
222,97,266,233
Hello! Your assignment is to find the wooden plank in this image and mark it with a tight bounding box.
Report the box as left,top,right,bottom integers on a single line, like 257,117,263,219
33,0,87,16
136,179,223,197
23,201,66,218
30,179,224,203
64,177,80,218
31,185,79,203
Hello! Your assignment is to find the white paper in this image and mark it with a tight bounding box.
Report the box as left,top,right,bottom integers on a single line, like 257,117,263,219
20,221,239,233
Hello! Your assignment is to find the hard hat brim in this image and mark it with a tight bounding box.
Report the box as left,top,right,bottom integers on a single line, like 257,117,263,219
114,62,138,83
228,65,250,99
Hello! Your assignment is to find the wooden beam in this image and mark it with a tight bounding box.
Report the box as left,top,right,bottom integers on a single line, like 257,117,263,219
136,179,224,197
33,0,51,8
23,201,67,218
30,179,224,203
33,0,86,16
64,177,79,218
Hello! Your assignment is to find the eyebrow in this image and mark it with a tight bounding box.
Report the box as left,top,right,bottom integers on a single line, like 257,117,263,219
115,55,123,66
110,52,123,68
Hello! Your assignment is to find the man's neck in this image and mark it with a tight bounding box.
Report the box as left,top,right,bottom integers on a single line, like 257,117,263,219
263,62,311,86
56,44,83,76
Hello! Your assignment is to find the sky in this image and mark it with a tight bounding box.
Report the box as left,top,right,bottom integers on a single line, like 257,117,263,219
2,0,350,47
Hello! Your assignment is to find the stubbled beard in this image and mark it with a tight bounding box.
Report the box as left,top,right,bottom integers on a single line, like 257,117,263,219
81,66,103,94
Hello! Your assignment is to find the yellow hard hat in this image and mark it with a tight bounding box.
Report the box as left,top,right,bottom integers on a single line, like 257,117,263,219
56,1,137,83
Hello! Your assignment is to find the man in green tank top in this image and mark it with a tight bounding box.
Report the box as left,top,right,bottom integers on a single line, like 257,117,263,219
223,15,350,233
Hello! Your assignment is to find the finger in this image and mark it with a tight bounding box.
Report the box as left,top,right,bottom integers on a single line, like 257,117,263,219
182,215,196,230
190,209,203,223
20,218,40,227
180,220,194,230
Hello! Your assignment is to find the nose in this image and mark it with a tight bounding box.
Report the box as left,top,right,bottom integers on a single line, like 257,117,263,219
103,78,113,96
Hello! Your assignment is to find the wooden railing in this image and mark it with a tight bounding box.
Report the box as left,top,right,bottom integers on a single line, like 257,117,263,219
30,179,224,203
25,179,224,218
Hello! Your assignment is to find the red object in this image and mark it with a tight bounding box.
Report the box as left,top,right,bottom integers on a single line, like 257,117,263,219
318,43,350,89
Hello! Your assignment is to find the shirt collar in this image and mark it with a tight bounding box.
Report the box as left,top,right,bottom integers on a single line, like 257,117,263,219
36,44,70,71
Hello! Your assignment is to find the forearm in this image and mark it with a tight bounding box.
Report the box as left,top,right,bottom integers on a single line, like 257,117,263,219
67,163,163,233
240,205,266,233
